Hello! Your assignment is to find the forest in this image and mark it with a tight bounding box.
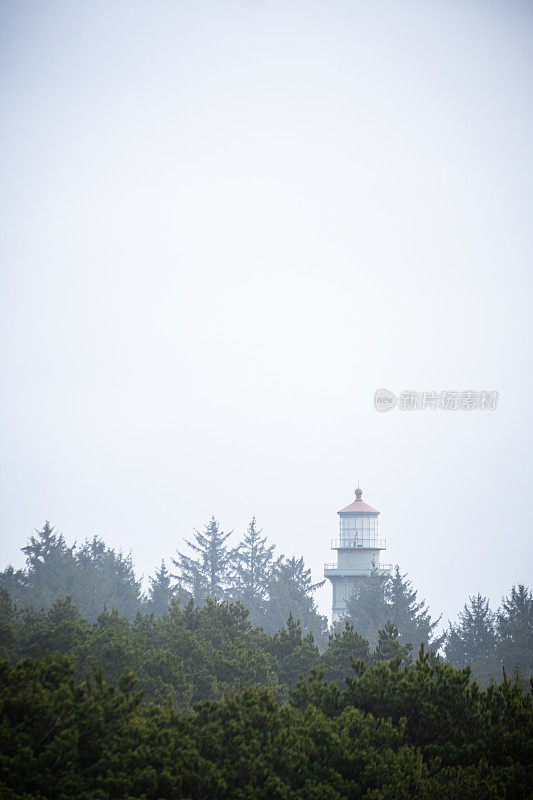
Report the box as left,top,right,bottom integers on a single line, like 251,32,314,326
0,520,531,799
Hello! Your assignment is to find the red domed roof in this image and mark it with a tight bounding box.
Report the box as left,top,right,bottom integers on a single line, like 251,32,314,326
338,488,379,514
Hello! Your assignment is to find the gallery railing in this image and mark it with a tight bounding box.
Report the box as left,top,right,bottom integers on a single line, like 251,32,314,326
330,537,386,550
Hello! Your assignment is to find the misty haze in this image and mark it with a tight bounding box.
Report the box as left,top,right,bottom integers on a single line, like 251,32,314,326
1,2,532,798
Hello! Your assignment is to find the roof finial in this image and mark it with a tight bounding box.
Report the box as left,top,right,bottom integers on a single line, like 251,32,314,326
355,485,363,500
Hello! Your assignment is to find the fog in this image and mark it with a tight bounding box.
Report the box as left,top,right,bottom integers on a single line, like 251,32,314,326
1,0,532,626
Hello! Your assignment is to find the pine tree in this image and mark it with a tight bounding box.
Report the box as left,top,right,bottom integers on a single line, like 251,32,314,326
18,521,77,610
269,612,320,688
387,566,443,652
344,566,390,649
265,556,328,646
1,525,143,622
75,537,142,621
321,621,370,687
343,566,442,653
229,517,275,625
0,565,28,611
372,621,412,663
172,517,232,604
497,584,533,686
146,559,186,617
445,592,499,685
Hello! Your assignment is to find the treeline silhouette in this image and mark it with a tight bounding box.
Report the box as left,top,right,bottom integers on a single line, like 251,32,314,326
1,520,532,687
0,521,532,798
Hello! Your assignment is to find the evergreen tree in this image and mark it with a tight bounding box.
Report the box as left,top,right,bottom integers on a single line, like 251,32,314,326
229,517,275,625
0,522,78,612
387,566,443,652
0,527,143,622
0,565,27,611
320,621,370,687
343,566,442,653
344,566,390,648
265,556,328,646
445,592,499,685
0,522,141,622
75,537,142,622
14,595,94,666
21,521,73,574
269,613,320,689
18,521,78,610
1,647,532,800
372,620,412,663
497,583,533,686
145,560,187,617
172,517,232,604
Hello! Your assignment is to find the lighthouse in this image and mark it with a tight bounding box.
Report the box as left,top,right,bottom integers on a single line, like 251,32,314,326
324,487,391,622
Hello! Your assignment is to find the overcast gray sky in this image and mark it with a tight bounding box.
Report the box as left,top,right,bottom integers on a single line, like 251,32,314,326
1,0,532,626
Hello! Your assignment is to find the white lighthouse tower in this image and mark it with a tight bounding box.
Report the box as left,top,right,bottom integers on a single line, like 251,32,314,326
324,487,391,622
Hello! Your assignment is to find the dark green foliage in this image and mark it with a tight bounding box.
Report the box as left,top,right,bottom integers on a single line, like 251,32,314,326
0,526,530,800
289,665,345,718
15,596,94,665
321,620,370,687
344,643,533,778
268,613,320,693
0,573,532,800
0,653,202,800
0,590,15,660
2,522,532,694
159,598,278,699
372,620,413,664
0,647,531,800
5,593,280,706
